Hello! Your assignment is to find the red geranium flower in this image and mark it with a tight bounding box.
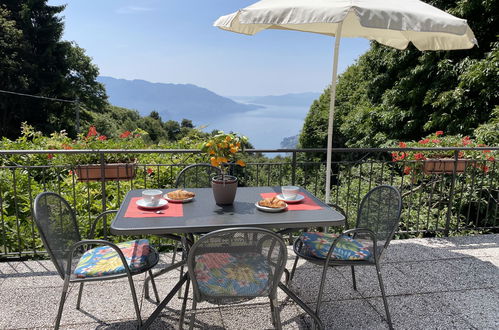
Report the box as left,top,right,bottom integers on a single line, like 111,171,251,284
414,153,426,160
47,154,54,159
98,135,107,141
403,166,411,175
87,126,97,138
431,139,441,143
147,168,154,175
435,131,444,136
482,165,489,173
399,142,407,148
462,136,471,146
487,156,495,161
120,131,132,138
418,138,430,144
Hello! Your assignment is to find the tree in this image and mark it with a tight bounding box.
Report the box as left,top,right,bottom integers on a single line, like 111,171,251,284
300,0,498,151
0,1,106,138
181,119,194,128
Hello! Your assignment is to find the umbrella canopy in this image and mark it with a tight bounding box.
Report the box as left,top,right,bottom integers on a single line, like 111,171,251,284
214,0,477,202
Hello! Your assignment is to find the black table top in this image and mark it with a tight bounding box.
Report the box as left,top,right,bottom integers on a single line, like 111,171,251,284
110,186,345,235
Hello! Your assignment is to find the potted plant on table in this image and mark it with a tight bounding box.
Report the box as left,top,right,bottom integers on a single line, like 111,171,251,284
62,126,147,181
392,131,496,176
201,131,248,205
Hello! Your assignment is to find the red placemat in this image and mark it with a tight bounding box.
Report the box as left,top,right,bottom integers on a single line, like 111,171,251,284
260,193,323,211
124,197,183,218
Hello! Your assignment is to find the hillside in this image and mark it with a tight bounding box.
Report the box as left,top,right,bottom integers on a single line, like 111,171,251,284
98,77,261,123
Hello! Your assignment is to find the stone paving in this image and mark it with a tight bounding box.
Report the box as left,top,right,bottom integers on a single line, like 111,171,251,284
0,234,498,329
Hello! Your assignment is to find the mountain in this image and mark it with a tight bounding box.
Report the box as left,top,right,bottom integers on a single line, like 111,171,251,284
233,92,321,107
98,76,261,122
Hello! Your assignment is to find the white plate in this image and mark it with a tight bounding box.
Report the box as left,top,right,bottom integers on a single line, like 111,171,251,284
255,202,287,213
136,198,168,209
164,195,194,203
276,194,305,204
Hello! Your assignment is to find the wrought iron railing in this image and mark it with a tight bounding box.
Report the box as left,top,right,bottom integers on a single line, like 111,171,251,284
0,147,497,258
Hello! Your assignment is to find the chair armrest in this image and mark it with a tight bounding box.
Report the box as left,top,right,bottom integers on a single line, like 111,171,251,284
324,228,378,264
89,210,118,239
64,239,133,278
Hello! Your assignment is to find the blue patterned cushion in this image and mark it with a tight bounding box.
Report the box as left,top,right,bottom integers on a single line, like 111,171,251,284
299,232,372,260
193,252,271,297
74,239,151,278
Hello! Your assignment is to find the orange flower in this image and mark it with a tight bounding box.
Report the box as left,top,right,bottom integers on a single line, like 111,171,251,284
62,144,73,150
209,150,215,155
225,136,231,142
230,147,238,153
217,157,228,163
210,157,219,167
435,131,444,136
398,142,407,148
236,160,246,167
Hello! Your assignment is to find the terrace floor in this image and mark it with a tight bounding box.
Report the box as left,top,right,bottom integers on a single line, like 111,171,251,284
0,234,498,329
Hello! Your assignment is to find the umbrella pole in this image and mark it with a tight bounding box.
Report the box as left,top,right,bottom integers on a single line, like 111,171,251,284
325,22,343,204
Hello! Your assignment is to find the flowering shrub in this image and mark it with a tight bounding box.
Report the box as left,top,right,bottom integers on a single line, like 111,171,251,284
201,131,248,174
392,131,496,175
47,126,148,165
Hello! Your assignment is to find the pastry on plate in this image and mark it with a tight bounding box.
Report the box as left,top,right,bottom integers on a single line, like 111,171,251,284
166,189,195,200
258,197,287,208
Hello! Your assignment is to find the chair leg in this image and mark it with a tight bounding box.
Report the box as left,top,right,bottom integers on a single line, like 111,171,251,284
179,276,191,329
315,263,330,316
54,277,70,330
375,261,393,330
289,255,299,282
148,270,160,303
351,265,357,290
270,297,282,330
76,282,84,310
188,299,198,330
125,274,142,327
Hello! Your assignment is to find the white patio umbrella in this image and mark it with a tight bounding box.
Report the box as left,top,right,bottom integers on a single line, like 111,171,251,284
214,0,477,203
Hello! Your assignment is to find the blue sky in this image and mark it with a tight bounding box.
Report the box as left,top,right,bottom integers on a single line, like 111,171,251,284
49,0,370,96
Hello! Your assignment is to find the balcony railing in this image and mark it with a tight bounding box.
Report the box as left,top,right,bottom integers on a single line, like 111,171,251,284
0,147,497,258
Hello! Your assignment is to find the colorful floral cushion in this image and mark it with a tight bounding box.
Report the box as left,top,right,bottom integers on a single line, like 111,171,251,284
194,252,271,297
299,232,372,260
74,239,151,278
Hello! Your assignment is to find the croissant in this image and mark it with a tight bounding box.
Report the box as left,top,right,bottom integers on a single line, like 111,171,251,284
166,189,195,200
258,197,286,208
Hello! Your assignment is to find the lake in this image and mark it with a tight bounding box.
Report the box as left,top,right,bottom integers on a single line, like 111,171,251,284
201,103,309,151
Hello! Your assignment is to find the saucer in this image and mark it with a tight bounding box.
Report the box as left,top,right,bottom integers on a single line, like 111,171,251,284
255,202,287,213
136,198,168,209
276,194,304,204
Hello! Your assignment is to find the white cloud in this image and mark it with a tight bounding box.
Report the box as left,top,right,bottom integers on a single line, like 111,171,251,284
116,6,153,14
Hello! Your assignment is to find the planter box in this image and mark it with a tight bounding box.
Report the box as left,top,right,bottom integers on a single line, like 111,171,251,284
75,163,136,181
423,159,468,175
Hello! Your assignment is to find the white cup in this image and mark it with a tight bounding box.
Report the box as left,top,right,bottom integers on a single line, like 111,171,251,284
281,186,300,200
142,189,163,206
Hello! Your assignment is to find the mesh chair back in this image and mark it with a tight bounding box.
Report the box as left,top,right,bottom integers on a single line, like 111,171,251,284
33,192,82,278
187,228,287,304
355,185,402,259
175,164,222,188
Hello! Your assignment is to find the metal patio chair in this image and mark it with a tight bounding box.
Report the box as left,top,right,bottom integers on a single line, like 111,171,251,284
183,227,287,329
33,192,160,329
290,185,402,329
175,163,222,188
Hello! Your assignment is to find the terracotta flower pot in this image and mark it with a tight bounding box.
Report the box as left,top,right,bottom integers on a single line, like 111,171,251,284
75,163,136,181
423,159,468,174
211,175,238,205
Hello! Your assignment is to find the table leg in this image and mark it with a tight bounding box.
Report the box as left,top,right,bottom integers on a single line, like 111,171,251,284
144,260,185,300
142,273,189,329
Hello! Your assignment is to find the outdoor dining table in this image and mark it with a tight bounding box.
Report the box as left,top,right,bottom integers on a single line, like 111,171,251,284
110,186,345,329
